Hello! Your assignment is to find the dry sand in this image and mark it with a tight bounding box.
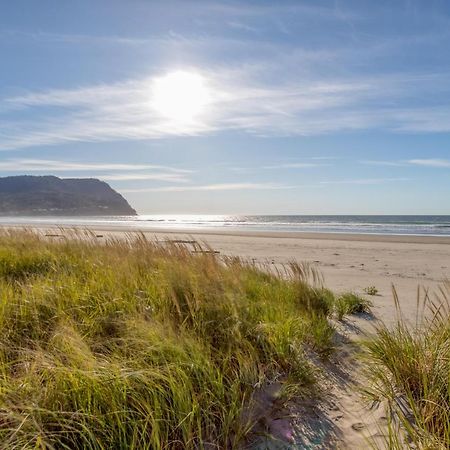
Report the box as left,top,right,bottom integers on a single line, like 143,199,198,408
5,225,450,449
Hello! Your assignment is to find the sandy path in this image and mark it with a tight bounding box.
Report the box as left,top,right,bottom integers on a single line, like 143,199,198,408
247,316,390,449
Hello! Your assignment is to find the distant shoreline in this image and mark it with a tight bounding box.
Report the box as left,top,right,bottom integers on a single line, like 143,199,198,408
1,214,449,239
2,223,450,244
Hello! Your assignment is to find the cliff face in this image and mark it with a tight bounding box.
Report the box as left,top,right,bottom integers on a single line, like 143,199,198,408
0,176,137,216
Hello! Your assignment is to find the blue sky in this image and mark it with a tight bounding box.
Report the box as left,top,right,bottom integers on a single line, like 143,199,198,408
1,0,450,214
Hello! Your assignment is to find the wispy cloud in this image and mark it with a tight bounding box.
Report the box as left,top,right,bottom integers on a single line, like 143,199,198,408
319,177,409,185
2,67,450,151
360,158,450,168
262,162,322,169
95,173,190,182
205,2,360,21
1,0,450,154
227,21,259,33
310,156,339,161
0,30,163,46
359,160,406,167
123,177,408,193
122,182,291,193
408,158,450,168
0,158,191,173
229,160,325,173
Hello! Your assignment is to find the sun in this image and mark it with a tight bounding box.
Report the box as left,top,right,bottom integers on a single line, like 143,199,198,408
151,71,211,123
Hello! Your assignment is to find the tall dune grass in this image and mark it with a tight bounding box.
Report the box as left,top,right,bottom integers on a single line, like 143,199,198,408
365,284,450,449
0,229,343,449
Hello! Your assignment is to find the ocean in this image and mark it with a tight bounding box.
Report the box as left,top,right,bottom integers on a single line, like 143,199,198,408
1,215,450,236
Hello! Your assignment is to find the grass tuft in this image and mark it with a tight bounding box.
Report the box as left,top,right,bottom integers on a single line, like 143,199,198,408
365,284,450,449
364,285,379,296
335,292,372,320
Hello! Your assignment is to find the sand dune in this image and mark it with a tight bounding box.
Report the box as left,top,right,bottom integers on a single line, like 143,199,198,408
47,225,449,328
5,225,449,448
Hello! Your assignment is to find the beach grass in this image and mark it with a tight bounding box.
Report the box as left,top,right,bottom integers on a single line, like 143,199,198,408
365,285,450,449
364,286,379,296
335,292,373,320
0,228,346,449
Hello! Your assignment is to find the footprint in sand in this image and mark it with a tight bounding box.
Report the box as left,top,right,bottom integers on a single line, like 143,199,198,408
351,422,365,431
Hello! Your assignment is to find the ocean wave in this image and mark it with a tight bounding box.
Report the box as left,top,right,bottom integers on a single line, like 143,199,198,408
1,215,450,236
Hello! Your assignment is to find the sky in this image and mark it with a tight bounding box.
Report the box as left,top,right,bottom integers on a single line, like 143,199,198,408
1,0,450,215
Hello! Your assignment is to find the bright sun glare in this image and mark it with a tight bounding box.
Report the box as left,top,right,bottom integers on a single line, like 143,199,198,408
151,71,211,123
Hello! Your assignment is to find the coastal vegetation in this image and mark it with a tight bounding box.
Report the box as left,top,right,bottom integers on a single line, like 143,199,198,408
366,286,450,449
0,229,347,449
335,292,373,320
0,229,448,449
364,286,379,296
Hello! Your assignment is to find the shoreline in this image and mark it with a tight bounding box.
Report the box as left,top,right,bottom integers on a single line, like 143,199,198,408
2,223,450,244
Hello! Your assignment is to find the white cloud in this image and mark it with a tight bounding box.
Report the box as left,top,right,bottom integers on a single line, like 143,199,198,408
0,158,191,173
228,161,325,173
2,68,450,151
227,21,259,33
360,159,450,168
408,158,450,168
262,163,322,169
0,29,171,47
123,177,409,193
359,160,406,167
97,173,189,182
310,156,339,161
122,182,291,193
319,177,409,185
